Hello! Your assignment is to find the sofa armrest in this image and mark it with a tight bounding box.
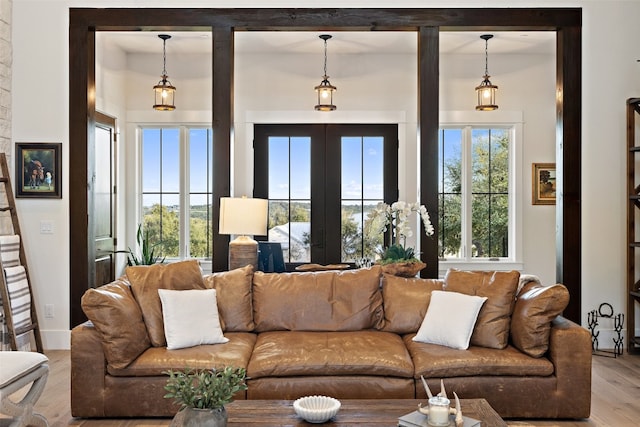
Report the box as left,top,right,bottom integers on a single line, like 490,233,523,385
547,315,592,418
71,321,107,417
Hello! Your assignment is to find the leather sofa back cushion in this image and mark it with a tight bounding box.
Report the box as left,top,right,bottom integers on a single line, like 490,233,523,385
252,266,384,332
127,260,206,347
381,275,443,333
444,269,519,349
511,283,570,357
81,280,151,369
203,265,255,332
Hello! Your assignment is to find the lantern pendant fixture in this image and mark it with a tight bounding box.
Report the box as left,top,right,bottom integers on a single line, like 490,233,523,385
475,34,498,111
314,34,337,111
153,34,176,111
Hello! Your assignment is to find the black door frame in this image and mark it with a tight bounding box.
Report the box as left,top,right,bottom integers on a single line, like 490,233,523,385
69,8,582,325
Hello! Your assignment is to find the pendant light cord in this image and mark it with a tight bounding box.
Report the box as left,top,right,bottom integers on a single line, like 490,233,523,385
162,39,168,77
323,38,328,77
484,38,489,76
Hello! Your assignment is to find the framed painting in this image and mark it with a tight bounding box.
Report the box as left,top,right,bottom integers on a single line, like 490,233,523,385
15,143,62,198
532,162,556,205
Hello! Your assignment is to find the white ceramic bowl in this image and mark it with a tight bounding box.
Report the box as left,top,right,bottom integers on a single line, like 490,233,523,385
293,395,341,423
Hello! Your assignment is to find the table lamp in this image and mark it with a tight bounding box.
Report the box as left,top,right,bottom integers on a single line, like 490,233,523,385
219,196,268,270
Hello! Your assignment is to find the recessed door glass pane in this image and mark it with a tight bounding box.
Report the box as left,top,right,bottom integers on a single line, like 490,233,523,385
267,200,310,263
268,137,290,199
290,137,311,199
363,137,383,200
341,137,362,200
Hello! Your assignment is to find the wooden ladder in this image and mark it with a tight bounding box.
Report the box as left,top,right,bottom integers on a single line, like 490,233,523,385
0,152,44,352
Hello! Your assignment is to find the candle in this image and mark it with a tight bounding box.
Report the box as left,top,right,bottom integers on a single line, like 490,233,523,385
427,396,451,426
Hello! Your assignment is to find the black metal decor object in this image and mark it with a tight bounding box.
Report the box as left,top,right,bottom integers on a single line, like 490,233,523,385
588,303,624,357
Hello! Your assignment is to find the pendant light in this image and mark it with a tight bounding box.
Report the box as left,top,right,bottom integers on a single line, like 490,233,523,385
475,34,498,111
314,34,337,111
153,34,176,111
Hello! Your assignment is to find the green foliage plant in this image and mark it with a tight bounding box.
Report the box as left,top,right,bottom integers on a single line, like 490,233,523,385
163,367,248,410
377,243,419,265
121,223,166,266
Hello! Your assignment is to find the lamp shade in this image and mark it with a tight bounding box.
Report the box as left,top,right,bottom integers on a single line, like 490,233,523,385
219,197,268,236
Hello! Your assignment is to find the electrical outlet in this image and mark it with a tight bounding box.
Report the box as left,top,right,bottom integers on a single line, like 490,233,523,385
40,220,54,234
45,304,54,318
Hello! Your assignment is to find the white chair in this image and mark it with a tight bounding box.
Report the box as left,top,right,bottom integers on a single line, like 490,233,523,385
0,351,49,427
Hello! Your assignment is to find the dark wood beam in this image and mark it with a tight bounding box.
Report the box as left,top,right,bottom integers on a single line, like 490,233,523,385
71,8,580,30
556,24,582,323
418,27,440,279
68,19,94,327
212,27,233,273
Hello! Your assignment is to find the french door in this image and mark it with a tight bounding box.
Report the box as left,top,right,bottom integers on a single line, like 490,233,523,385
254,124,398,268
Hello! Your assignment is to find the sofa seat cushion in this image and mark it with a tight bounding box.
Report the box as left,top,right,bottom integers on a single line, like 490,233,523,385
404,334,554,378
248,331,414,379
107,332,257,377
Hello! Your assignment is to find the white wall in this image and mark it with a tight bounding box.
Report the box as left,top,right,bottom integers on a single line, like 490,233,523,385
11,0,640,349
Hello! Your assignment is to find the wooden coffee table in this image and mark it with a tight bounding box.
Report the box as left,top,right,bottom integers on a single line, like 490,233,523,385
225,398,507,426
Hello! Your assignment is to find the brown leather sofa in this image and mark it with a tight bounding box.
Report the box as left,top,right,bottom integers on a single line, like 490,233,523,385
71,261,591,419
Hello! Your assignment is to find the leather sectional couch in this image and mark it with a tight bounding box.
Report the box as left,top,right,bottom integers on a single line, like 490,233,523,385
71,260,591,419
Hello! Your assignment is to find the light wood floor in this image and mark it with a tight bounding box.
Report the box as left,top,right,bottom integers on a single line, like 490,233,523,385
5,350,640,426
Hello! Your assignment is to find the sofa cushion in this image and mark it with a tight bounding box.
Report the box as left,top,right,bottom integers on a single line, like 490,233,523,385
381,274,443,334
511,283,570,357
252,266,384,332
81,279,151,369
247,330,414,378
158,288,228,350
444,269,520,349
413,290,487,350
404,334,555,378
107,332,257,377
127,260,206,347
203,265,255,332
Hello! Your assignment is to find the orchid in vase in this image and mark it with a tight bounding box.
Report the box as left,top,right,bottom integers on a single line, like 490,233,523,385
367,201,434,265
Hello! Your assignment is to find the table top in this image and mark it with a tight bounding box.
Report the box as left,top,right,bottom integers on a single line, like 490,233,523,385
224,398,507,427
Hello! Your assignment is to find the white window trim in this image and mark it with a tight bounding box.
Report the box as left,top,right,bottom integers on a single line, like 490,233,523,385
438,111,524,277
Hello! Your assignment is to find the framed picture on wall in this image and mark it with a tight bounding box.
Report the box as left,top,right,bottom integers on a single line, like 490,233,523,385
532,162,556,205
15,142,62,198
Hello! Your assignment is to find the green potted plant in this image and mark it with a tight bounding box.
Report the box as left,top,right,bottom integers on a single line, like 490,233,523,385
164,366,248,427
119,223,165,266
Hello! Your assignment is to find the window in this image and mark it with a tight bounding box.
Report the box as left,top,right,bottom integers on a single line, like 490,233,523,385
140,127,213,262
254,124,398,267
438,124,517,263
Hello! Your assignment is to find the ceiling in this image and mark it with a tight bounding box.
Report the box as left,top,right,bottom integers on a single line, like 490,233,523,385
101,31,556,56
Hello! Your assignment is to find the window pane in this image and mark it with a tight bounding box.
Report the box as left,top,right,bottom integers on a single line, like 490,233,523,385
471,129,490,194
439,193,462,258
161,129,180,192
490,129,509,193
267,200,310,263
142,129,161,192
440,129,462,193
472,193,509,258
290,137,311,199
190,194,211,259
439,129,463,258
189,129,212,193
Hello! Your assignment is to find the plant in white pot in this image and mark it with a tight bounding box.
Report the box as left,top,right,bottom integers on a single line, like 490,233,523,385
164,366,248,427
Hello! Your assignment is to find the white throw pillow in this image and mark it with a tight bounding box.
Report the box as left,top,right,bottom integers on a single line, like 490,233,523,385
158,288,229,350
412,290,487,350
